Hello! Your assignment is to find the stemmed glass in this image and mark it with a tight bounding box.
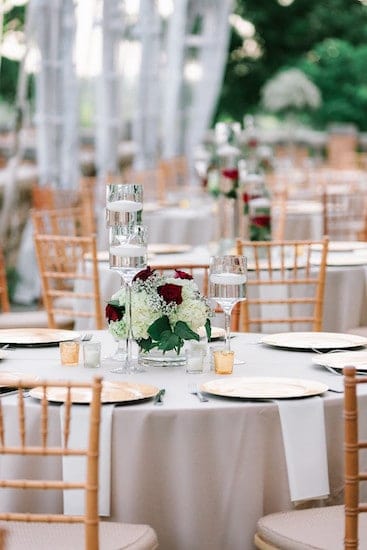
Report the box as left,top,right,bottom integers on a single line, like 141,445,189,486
209,255,247,354
109,224,148,373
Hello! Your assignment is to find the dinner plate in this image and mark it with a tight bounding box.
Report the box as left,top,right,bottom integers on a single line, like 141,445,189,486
0,328,80,346
197,326,225,341
313,350,367,372
261,332,367,351
0,371,39,388
29,381,159,404
311,254,367,267
310,241,367,253
148,243,191,255
201,377,328,399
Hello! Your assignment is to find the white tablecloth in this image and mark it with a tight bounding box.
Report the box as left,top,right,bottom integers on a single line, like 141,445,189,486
1,331,367,550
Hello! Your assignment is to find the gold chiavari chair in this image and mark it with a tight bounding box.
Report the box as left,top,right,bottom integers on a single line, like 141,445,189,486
234,237,329,333
322,190,367,241
0,376,158,550
122,167,166,204
31,206,94,238
34,234,104,330
254,366,367,550
158,156,189,194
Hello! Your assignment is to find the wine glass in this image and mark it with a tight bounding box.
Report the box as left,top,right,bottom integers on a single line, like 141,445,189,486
106,183,143,226
109,224,148,373
209,255,247,354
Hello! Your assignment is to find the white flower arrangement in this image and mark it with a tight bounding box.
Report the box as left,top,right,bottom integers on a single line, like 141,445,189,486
261,68,321,113
105,267,212,355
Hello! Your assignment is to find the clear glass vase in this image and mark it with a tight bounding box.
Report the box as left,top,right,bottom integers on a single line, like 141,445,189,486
138,348,187,367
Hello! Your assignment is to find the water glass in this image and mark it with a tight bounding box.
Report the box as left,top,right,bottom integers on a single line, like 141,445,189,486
83,341,101,368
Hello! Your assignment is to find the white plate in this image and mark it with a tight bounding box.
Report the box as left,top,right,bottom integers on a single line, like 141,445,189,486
261,332,367,350
30,381,159,404
311,241,367,253
313,350,367,371
0,328,80,346
311,254,367,267
197,326,225,341
201,377,328,399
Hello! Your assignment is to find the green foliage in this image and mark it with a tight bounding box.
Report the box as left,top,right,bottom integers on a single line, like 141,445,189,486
299,39,367,129
215,0,367,128
145,315,200,354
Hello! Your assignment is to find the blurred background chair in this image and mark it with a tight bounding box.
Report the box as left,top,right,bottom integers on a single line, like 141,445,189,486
0,244,49,329
322,190,367,241
254,366,367,550
31,206,95,238
0,376,158,550
33,234,104,330
234,238,329,332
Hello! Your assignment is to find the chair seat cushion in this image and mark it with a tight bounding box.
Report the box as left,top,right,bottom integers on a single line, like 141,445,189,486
0,520,158,550
257,505,350,550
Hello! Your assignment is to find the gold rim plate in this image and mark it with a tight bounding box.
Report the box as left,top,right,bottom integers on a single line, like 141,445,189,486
198,326,225,341
201,376,328,399
149,243,191,255
29,381,159,404
0,328,80,346
261,332,367,350
313,350,367,372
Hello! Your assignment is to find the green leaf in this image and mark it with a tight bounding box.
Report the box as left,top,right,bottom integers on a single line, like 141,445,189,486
158,331,181,352
174,321,200,341
138,337,157,352
148,315,171,341
205,318,212,341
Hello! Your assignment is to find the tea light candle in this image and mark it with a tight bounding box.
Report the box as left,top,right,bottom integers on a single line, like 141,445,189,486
106,200,143,212
110,244,147,257
210,273,247,285
83,341,101,368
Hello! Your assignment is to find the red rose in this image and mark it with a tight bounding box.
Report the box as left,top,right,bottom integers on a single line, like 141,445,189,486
133,266,155,282
105,303,124,322
250,215,271,228
242,192,249,204
158,283,183,305
248,138,258,148
174,269,193,280
222,168,239,180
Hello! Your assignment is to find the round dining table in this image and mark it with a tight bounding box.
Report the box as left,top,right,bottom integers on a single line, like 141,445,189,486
1,330,367,550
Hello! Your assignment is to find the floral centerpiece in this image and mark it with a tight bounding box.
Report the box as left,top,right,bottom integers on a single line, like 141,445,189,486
106,267,212,360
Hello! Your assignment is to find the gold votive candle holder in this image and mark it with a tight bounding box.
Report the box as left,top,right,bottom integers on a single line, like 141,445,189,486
213,350,234,375
59,340,80,367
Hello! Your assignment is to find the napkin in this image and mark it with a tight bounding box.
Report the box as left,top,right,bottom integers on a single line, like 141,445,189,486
276,396,330,502
60,404,114,516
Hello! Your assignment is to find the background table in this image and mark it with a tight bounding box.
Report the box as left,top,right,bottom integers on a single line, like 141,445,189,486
1,331,367,550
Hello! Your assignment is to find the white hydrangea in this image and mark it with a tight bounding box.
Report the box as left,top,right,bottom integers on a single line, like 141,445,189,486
261,68,321,112
131,290,161,339
109,318,127,339
170,298,209,332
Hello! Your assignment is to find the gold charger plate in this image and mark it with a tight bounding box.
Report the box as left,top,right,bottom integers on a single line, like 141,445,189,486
201,377,328,399
0,328,80,346
313,350,367,372
29,380,159,404
261,332,367,351
0,371,40,388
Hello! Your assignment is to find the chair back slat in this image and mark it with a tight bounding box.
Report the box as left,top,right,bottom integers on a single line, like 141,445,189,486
0,246,10,313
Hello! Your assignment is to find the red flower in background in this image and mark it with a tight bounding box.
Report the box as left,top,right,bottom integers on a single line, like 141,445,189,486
158,283,183,305
174,269,193,280
251,215,271,228
222,168,239,180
